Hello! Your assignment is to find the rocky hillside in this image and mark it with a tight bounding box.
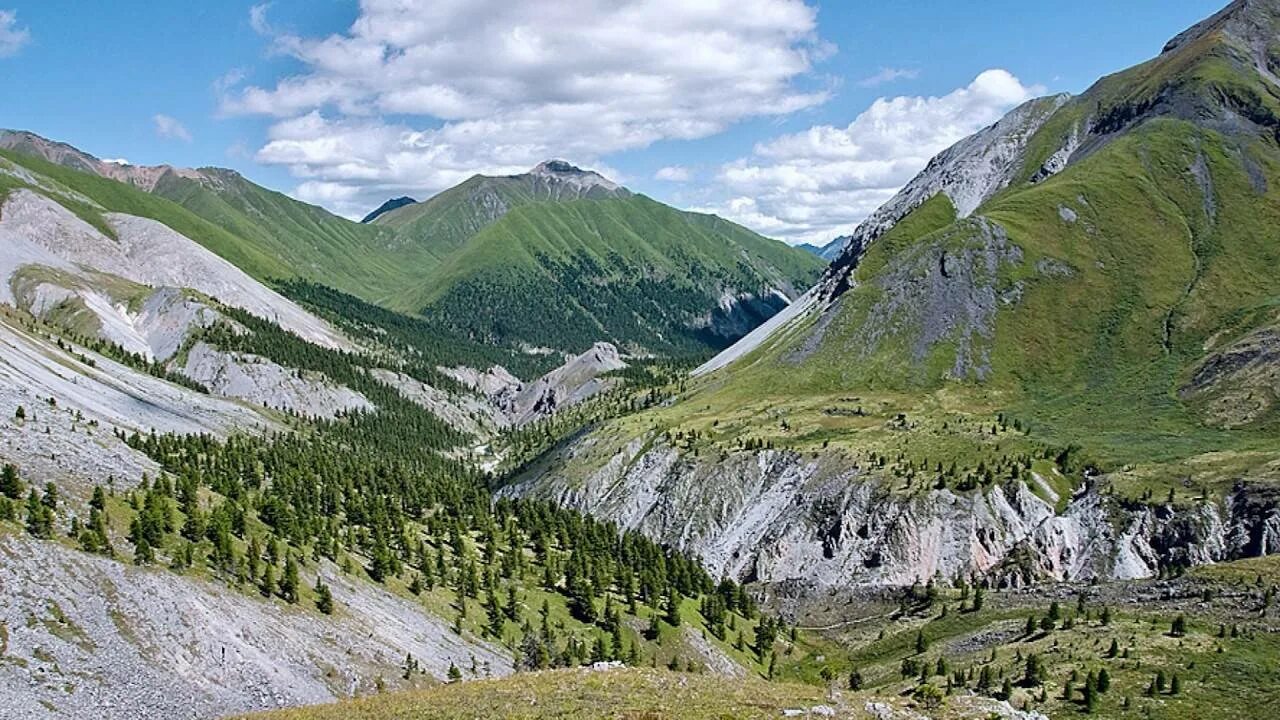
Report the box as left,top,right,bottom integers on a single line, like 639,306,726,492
0,144,793,719
507,0,1280,594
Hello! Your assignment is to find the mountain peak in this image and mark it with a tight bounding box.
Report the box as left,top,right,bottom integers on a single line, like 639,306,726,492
361,196,417,224
526,159,621,192
1162,0,1280,54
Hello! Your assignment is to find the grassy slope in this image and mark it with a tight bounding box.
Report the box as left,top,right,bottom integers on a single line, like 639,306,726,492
411,194,823,353
423,195,818,301
624,119,1278,473
151,172,430,308
236,668,829,720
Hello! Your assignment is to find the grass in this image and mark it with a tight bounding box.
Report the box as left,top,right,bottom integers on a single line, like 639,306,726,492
234,668,829,720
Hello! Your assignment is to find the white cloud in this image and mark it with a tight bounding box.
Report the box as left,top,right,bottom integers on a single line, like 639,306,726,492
225,0,831,213
101,158,131,166
0,10,30,58
153,114,193,142
709,69,1042,245
857,67,918,88
249,3,273,36
654,165,691,182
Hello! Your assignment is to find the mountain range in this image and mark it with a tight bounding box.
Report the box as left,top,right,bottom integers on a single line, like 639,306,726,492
2,2,1279,719
0,132,822,362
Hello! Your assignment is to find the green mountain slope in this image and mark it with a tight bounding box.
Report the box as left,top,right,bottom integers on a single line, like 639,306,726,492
0,134,821,360
149,170,428,307
497,0,1280,598
705,0,1280,460
415,194,822,355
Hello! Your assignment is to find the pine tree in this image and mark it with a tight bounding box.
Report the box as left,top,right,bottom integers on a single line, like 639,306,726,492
314,577,334,614
848,668,863,691
663,587,682,627
0,463,23,499
25,489,51,538
914,629,928,654
260,563,276,598
447,661,462,682
280,556,299,603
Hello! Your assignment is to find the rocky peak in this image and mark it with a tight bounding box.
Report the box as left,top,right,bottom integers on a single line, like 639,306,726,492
1162,0,1280,55
526,159,623,193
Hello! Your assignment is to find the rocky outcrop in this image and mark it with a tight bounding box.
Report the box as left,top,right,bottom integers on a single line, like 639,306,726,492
442,342,629,426
0,533,510,720
1181,323,1280,428
824,94,1071,290
179,342,372,419
0,189,350,351
505,438,1280,591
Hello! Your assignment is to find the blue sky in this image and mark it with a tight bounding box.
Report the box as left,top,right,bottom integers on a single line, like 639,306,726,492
2,0,1226,243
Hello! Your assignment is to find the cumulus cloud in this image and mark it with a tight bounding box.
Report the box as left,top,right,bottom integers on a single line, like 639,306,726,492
101,158,131,166
153,114,193,142
224,0,831,215
0,10,30,58
857,67,918,88
709,69,1042,245
654,165,691,182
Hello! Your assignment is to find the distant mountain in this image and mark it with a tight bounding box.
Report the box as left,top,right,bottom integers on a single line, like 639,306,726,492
797,236,847,261
360,196,416,223
0,134,821,359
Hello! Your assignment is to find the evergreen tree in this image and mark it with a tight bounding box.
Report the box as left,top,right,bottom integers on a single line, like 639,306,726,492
0,463,23,499
663,587,682,627
914,629,928,654
280,555,300,603
314,577,334,614
848,668,864,691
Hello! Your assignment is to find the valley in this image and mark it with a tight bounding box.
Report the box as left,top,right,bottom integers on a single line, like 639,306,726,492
1,1,1279,719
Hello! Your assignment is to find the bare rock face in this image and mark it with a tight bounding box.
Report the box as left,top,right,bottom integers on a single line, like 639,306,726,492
442,342,629,426
526,160,627,197
0,190,350,351
179,342,373,419
511,342,628,425
0,534,511,720
505,437,1280,591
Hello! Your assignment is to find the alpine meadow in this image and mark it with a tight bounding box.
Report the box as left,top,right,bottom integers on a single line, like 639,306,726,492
1,2,1279,719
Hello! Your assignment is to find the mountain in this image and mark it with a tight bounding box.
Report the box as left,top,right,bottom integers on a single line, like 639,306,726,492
0,134,822,362
360,195,416,223
505,0,1280,593
0,133,783,717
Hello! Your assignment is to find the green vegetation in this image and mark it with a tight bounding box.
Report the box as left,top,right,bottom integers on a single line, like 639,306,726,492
235,668,829,720
415,194,822,354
